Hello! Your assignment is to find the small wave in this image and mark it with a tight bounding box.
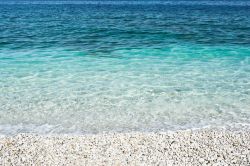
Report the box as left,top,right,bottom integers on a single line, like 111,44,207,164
1,123,250,136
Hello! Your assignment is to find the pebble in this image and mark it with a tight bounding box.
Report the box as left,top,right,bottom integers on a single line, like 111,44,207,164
0,128,249,165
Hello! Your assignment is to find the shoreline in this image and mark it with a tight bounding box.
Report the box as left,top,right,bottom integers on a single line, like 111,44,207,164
1,128,249,165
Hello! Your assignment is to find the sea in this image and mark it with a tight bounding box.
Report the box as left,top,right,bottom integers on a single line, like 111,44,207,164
0,0,250,135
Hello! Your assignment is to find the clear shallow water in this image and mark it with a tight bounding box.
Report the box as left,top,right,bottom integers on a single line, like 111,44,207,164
0,1,250,135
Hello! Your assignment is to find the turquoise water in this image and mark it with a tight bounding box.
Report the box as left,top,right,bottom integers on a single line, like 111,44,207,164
0,1,250,134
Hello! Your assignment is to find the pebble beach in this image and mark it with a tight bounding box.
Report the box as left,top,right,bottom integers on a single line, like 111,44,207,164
0,128,249,165
1,1,250,165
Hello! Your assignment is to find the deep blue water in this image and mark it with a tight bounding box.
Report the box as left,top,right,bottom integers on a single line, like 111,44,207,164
0,1,250,135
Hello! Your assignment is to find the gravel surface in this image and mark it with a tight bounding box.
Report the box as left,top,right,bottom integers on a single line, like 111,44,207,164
0,128,250,165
